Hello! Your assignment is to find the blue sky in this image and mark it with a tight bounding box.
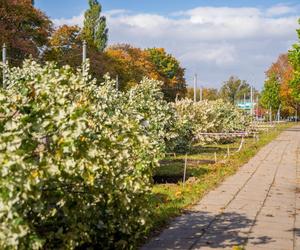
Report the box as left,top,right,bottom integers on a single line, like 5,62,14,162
36,0,300,19
35,1,300,89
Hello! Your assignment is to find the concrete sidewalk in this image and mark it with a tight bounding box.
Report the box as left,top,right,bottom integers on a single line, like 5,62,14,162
142,126,300,250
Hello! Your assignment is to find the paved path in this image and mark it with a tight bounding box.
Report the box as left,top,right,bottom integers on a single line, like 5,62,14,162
142,126,300,250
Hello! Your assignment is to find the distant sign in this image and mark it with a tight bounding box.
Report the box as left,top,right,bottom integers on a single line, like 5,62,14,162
237,102,256,110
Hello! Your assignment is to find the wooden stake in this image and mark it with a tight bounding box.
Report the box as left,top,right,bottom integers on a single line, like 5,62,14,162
183,154,188,185
227,145,230,157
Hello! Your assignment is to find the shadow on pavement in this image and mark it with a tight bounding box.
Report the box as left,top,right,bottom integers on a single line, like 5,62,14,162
142,211,275,249
285,127,300,132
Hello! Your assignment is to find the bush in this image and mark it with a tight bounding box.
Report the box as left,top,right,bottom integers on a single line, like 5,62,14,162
169,99,250,152
0,61,173,249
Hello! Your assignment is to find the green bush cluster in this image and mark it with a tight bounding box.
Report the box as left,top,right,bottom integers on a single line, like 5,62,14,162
0,61,250,249
169,99,250,152
0,61,173,249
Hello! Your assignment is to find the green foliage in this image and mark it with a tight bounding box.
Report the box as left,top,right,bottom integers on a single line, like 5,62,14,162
260,73,281,110
219,76,251,104
82,0,108,52
288,18,300,102
169,99,250,152
147,48,187,101
0,60,174,249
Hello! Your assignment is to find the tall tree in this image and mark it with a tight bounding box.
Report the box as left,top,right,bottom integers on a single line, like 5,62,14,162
260,73,281,112
288,19,300,106
219,76,251,104
82,0,108,52
44,25,82,63
147,48,187,101
44,24,109,82
105,44,160,90
266,53,296,116
0,0,52,65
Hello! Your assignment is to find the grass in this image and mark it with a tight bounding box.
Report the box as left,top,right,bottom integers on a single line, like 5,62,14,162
144,122,295,241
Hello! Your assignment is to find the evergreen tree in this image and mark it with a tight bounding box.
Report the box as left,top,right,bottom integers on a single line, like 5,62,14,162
82,0,108,52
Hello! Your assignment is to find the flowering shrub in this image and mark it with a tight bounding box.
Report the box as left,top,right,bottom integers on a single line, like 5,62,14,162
0,61,173,249
170,99,250,151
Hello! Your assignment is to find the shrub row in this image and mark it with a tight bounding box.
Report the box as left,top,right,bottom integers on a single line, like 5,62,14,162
0,61,249,249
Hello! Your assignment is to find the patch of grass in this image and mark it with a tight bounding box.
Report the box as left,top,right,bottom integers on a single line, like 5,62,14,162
144,122,295,242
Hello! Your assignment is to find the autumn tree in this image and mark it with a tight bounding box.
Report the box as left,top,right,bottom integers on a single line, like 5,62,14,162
82,0,108,52
104,44,159,90
266,53,296,116
147,48,186,101
219,76,251,104
288,19,300,108
44,25,82,65
0,0,52,65
186,87,219,101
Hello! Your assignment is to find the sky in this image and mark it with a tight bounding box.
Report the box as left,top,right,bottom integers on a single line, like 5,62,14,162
35,0,300,89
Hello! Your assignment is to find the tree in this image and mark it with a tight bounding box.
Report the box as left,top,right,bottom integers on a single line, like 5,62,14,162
105,44,159,90
260,73,281,113
288,19,300,107
219,76,251,104
44,24,111,82
266,53,296,116
43,25,82,65
82,0,108,52
147,48,187,101
0,0,52,65
186,87,219,101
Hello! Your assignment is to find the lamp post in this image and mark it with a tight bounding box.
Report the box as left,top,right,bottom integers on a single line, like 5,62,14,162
194,74,197,102
2,43,7,88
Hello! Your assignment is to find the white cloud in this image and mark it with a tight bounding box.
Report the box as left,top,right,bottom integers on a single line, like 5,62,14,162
53,13,84,27
52,5,299,89
266,4,298,16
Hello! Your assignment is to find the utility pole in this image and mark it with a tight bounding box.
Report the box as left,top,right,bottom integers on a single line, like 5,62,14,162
82,40,87,64
194,74,197,102
256,95,259,121
277,105,281,122
250,86,253,116
200,86,203,101
2,43,7,88
116,75,119,91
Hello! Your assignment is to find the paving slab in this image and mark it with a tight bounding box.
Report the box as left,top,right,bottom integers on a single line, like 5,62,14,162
142,126,300,250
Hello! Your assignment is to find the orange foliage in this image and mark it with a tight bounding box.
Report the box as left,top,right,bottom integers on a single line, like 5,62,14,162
105,44,160,90
266,54,296,114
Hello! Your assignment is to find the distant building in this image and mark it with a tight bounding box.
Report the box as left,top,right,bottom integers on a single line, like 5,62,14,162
236,101,257,115
237,102,255,111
